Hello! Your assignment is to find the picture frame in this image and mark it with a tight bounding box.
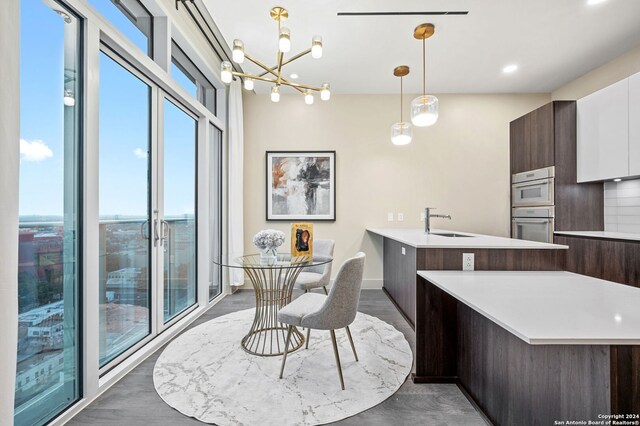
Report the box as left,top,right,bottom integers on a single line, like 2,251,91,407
266,151,336,221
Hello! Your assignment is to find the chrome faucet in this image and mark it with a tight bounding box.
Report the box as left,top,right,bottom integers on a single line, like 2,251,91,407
425,207,451,234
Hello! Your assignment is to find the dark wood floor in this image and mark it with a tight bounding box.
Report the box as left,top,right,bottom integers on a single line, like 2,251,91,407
68,290,486,426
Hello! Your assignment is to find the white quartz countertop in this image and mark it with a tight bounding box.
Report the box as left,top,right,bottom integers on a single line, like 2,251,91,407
554,230,640,242
418,270,640,345
367,228,568,249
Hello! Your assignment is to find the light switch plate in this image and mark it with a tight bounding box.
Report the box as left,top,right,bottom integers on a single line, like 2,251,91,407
463,253,474,271
398,213,404,222
387,212,394,222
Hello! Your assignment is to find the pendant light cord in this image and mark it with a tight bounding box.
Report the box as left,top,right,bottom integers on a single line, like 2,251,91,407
422,38,426,97
400,76,403,122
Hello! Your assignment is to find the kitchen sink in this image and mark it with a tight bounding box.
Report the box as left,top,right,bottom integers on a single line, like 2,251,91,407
430,232,474,238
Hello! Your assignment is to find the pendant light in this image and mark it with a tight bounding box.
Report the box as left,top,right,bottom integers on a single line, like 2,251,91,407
391,66,412,146
411,23,438,127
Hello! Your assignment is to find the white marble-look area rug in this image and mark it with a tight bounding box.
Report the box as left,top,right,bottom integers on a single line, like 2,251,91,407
153,308,412,425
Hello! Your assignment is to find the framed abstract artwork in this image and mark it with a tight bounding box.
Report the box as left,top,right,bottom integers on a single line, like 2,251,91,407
266,151,336,221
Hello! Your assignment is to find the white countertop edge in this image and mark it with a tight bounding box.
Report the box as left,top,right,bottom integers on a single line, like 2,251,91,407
417,270,535,345
417,270,640,346
554,230,640,242
367,228,568,249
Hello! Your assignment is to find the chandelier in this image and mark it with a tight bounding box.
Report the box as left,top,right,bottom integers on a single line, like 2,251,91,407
220,6,331,104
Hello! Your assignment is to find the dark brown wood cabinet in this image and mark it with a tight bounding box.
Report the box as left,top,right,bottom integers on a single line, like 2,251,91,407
510,101,604,232
554,235,640,289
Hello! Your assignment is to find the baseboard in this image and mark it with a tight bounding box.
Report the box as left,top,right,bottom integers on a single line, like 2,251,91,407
411,374,458,384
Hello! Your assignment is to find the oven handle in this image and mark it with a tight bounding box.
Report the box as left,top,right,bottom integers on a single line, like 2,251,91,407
512,218,552,223
511,178,552,189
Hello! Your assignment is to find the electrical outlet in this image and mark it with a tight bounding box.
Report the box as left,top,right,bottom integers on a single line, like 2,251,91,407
463,253,474,271
398,213,404,222
401,247,406,255
387,212,394,222
420,212,426,221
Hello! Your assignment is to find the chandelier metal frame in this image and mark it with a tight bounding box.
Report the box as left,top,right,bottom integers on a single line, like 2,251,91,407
224,6,330,100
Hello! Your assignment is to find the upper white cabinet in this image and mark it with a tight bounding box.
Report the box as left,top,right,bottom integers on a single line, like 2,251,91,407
630,73,640,176
577,78,629,182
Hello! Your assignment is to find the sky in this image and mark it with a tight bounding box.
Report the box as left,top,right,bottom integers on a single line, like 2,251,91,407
20,0,198,219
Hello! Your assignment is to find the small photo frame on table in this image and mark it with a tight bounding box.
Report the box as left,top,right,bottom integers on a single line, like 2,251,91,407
291,223,313,257
266,151,336,221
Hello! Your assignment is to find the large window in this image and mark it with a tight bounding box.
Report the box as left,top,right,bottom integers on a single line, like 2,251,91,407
88,0,153,56
172,41,217,114
98,51,152,367
210,125,223,300
163,99,198,322
16,1,81,424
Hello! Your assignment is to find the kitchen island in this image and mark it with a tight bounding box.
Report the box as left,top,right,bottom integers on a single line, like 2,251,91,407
367,228,568,326
417,270,640,425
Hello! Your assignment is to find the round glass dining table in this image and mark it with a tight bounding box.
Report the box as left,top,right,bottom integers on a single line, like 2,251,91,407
213,253,333,357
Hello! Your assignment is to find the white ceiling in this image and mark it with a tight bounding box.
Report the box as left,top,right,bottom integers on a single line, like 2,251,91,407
203,0,640,95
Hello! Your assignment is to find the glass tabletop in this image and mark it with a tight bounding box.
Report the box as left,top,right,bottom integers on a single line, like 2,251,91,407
212,253,333,269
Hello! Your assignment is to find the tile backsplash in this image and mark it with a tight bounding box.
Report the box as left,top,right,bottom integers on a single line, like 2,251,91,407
604,178,640,233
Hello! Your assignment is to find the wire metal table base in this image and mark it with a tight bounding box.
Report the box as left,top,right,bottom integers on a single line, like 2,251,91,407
241,263,306,356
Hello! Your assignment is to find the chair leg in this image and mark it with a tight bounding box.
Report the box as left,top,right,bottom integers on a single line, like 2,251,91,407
305,327,311,349
322,286,328,295
279,325,294,379
329,329,345,390
345,326,358,362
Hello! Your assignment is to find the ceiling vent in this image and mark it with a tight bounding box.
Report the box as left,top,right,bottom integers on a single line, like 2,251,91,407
337,11,469,17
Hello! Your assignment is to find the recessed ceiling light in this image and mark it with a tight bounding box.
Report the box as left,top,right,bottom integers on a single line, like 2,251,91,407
290,73,299,79
502,64,518,73
587,0,607,5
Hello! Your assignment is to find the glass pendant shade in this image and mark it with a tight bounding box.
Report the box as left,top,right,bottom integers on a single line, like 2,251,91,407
279,27,291,53
232,39,245,63
311,35,323,59
243,78,254,91
391,122,413,145
411,95,439,127
220,61,233,83
271,86,280,102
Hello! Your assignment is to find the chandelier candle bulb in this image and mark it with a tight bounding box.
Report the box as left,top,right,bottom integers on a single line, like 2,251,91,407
243,78,254,91
320,82,331,101
220,61,233,83
279,27,291,53
271,86,280,103
304,90,314,105
311,35,323,59
63,89,75,107
232,39,245,63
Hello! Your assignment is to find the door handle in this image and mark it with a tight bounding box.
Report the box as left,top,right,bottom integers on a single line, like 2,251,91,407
160,220,170,246
141,220,149,239
153,219,160,246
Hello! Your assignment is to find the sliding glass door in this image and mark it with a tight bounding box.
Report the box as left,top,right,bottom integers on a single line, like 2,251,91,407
16,1,81,424
162,99,197,322
98,51,152,367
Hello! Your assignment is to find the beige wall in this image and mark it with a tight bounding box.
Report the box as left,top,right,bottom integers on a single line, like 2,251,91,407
242,92,549,287
552,44,640,100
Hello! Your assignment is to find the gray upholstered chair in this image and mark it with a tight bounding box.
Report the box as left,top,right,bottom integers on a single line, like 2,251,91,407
294,239,335,295
278,252,366,390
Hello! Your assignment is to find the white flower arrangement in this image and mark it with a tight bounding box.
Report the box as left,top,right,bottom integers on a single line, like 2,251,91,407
253,229,286,252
